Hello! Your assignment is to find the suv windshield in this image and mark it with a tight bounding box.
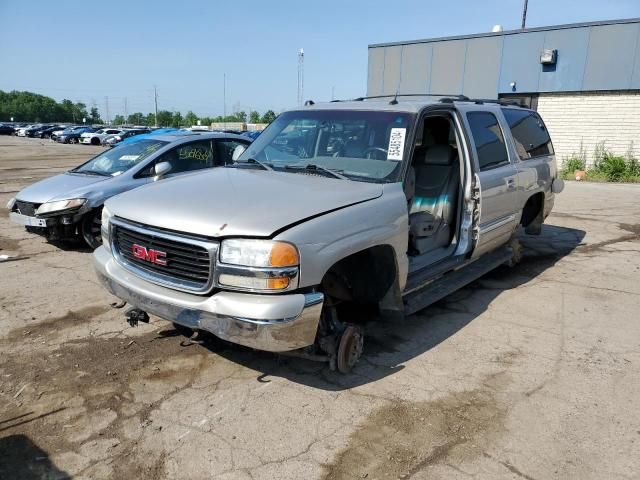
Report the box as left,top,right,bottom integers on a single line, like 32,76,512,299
72,139,168,176
238,110,414,182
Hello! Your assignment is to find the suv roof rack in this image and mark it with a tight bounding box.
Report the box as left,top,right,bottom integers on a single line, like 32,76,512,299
462,98,527,107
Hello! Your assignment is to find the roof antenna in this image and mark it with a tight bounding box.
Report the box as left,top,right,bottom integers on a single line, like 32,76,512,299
389,90,399,105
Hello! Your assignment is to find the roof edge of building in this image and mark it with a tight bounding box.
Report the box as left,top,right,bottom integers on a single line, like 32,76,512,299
368,17,640,49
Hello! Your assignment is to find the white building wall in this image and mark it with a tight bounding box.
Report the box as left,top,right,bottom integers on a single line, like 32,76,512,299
536,91,640,167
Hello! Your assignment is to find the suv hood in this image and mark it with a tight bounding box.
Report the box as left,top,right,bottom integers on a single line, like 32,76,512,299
107,167,383,238
16,172,110,204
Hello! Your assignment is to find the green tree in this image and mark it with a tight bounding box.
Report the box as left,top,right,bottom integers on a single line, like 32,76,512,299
145,113,156,126
184,110,199,126
249,110,261,123
89,107,102,124
171,111,184,128
234,111,247,123
127,112,145,125
261,110,276,124
112,114,126,125
156,110,173,127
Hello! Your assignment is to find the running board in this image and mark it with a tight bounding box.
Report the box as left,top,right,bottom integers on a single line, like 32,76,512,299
403,246,512,315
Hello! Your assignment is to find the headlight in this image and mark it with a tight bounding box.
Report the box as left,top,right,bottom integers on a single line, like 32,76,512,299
220,239,298,267
35,198,85,216
218,239,299,291
6,197,16,210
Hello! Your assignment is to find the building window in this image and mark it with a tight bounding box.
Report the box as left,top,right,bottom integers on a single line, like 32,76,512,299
502,109,554,160
466,112,510,171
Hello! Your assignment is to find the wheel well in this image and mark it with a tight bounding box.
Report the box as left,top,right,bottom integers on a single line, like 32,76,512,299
520,192,544,227
321,245,397,307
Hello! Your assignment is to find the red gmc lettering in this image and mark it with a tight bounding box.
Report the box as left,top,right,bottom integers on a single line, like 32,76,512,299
131,244,167,266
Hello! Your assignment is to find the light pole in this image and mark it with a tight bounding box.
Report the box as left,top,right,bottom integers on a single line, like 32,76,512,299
521,0,529,29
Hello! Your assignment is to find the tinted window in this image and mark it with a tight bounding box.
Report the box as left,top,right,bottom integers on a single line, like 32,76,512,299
74,139,168,176
467,112,510,171
157,140,215,174
216,139,249,165
502,109,554,160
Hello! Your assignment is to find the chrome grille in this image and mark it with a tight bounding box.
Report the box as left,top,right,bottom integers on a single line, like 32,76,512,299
111,218,218,293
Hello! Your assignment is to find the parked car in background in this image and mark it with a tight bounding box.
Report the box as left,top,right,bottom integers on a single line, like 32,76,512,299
56,126,97,144
0,124,15,135
16,125,38,137
117,127,180,146
26,124,55,138
8,132,252,248
103,128,150,147
81,128,125,145
51,126,78,142
92,96,564,372
38,125,65,139
242,130,262,140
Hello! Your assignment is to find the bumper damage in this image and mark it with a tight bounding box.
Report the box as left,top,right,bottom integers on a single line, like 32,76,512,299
93,246,324,352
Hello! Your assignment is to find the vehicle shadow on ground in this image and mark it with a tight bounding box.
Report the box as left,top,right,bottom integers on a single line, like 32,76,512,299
180,224,586,390
0,434,71,480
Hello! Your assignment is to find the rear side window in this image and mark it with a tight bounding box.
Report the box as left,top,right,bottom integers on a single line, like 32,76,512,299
466,112,510,171
502,109,554,160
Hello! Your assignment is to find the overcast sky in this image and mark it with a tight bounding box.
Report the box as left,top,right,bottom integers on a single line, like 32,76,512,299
1,0,639,118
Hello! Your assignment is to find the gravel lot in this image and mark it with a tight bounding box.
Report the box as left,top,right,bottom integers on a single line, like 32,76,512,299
0,135,638,480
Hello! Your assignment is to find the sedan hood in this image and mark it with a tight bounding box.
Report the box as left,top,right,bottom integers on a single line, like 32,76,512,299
16,172,109,204
107,167,383,238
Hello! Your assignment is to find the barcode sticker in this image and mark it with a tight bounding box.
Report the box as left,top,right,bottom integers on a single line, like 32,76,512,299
119,155,140,161
387,128,406,161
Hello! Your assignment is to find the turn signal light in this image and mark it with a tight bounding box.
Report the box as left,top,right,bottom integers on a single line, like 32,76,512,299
269,243,299,267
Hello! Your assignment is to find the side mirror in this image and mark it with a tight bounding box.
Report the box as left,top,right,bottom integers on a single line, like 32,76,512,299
232,144,247,161
153,161,172,181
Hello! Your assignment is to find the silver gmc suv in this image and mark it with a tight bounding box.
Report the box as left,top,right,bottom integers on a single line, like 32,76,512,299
94,95,564,372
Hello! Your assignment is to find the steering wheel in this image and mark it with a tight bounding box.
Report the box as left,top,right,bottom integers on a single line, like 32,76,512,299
363,146,388,159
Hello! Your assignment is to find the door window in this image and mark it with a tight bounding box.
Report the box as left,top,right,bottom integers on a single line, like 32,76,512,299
501,109,554,160
466,112,510,171
158,140,215,174
216,139,250,165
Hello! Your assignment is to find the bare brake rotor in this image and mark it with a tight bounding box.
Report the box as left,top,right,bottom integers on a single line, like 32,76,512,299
337,325,364,373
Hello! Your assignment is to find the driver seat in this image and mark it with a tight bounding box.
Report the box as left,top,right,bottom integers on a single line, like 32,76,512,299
409,144,459,255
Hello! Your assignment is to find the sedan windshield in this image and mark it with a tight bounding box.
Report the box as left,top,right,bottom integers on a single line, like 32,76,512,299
72,139,168,176
237,109,414,182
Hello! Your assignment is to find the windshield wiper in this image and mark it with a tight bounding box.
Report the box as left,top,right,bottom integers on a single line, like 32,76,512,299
284,163,347,180
232,158,273,171
75,170,111,177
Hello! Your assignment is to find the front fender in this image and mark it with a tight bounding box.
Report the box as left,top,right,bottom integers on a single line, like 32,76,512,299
276,182,409,290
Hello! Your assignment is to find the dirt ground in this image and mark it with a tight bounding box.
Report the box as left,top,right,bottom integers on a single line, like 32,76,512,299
0,135,638,480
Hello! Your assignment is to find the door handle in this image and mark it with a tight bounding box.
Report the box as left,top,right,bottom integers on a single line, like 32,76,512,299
506,178,516,189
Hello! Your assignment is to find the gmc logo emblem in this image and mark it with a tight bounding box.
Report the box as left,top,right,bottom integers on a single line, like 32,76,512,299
131,243,167,266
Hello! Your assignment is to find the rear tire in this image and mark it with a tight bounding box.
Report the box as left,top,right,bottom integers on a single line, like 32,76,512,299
81,209,102,249
91,137,100,145
69,137,78,144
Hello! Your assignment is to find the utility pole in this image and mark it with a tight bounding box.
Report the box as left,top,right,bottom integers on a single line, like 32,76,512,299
123,97,128,123
153,86,159,127
104,96,110,125
331,85,335,101
297,48,304,106
521,0,529,29
223,73,227,124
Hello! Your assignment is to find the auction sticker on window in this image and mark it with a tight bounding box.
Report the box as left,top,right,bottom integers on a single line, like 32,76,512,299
387,128,406,161
119,155,140,161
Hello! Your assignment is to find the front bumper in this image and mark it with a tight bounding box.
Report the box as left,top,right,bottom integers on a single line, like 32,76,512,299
9,212,50,228
93,246,324,352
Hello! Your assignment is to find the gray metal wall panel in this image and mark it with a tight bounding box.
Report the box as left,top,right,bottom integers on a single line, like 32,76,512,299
367,48,385,96
632,26,640,89
398,43,432,94
430,40,466,94
462,36,503,99
583,23,640,90
382,45,403,95
538,28,590,92
499,31,545,93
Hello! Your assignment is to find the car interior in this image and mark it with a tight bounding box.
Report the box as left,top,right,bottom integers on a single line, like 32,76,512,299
405,114,462,259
